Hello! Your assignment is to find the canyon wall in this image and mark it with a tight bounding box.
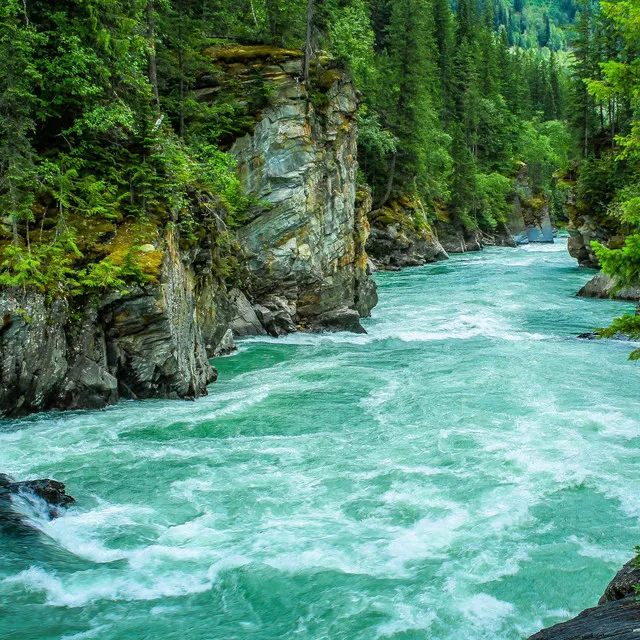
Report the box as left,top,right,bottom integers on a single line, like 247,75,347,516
0,47,377,417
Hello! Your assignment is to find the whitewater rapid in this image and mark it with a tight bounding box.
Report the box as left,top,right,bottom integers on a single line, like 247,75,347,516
2,240,640,640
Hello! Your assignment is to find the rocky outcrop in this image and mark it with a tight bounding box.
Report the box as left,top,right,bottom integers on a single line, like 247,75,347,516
577,272,640,301
206,46,377,333
0,228,221,417
567,225,623,269
511,164,554,244
0,47,377,417
528,558,640,639
366,197,449,268
563,175,625,268
436,219,484,254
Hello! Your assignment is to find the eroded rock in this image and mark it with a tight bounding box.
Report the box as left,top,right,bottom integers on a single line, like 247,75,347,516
0,474,75,522
527,558,640,639
367,197,449,267
578,273,640,301
225,52,377,333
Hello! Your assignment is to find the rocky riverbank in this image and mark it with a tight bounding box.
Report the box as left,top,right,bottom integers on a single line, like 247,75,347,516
0,47,377,417
528,558,640,639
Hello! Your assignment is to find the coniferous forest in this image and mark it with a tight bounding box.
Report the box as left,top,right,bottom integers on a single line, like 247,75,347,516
2,1,639,324
0,0,574,294
4,3,640,639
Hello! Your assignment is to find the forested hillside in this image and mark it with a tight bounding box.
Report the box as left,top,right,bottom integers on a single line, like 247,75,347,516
0,0,573,293
562,0,640,358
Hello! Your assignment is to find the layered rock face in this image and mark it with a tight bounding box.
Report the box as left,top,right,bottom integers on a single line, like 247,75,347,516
0,48,377,417
224,48,377,334
511,164,554,245
0,228,223,417
366,197,449,268
528,558,640,639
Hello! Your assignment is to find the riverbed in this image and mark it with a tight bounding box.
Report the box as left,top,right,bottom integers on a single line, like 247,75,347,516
2,241,640,639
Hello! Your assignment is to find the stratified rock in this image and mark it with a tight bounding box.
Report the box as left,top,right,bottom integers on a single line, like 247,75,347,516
222,49,377,333
599,559,640,604
0,48,378,416
0,226,219,417
512,164,554,244
577,273,640,301
227,289,266,338
367,197,449,267
528,598,640,639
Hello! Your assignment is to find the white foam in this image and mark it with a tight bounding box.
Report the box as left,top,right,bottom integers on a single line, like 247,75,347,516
460,593,515,629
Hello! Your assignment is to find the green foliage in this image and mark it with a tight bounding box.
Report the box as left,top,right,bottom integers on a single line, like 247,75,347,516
597,314,640,361
566,0,640,359
476,172,513,229
594,236,640,292
0,0,575,298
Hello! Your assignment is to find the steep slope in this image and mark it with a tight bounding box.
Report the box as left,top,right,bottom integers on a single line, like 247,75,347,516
0,48,377,417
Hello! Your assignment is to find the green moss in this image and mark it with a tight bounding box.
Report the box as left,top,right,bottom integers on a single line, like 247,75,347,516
203,45,302,63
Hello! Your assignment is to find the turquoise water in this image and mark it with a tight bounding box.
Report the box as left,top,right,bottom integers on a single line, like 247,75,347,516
2,241,640,640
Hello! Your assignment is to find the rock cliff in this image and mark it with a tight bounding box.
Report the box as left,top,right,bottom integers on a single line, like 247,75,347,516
0,227,222,416
510,164,554,245
219,47,377,333
366,196,449,268
0,47,377,417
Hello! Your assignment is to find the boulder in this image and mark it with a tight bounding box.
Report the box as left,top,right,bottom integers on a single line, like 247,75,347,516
0,474,75,521
578,273,640,301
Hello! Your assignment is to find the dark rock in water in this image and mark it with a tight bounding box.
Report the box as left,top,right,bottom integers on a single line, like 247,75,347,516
599,559,640,605
0,474,75,522
528,597,640,639
527,558,640,639
307,307,367,334
577,332,632,342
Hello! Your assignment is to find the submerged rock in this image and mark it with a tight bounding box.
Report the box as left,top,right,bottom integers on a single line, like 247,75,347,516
0,474,75,522
527,558,640,639
577,332,632,342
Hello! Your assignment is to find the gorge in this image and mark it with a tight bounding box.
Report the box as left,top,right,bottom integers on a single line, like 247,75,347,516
2,0,640,638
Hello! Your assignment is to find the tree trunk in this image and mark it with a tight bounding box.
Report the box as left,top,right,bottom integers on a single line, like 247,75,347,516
265,0,278,46
303,0,314,85
375,153,397,210
147,0,160,113
21,0,29,26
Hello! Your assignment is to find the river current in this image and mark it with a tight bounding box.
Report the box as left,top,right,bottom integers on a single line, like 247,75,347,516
2,240,640,640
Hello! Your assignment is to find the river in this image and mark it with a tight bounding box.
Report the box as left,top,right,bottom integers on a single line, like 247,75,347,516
2,240,640,640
